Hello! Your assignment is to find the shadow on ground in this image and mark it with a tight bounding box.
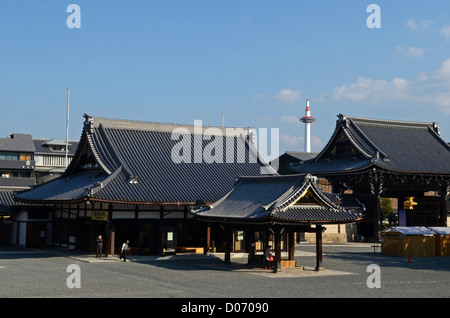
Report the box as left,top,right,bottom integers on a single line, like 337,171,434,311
324,251,450,272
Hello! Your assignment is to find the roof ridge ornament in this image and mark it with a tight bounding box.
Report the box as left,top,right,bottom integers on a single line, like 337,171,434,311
83,114,94,132
432,122,440,135
337,114,349,128
128,175,139,184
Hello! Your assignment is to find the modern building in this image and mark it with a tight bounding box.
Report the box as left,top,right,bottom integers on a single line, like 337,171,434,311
33,138,78,184
0,134,35,190
0,133,78,190
0,133,78,246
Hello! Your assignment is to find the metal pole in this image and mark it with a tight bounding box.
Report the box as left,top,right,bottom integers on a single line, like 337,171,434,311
65,88,70,169
315,225,323,271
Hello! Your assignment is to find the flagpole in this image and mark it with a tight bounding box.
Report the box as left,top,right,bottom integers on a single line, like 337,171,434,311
65,88,70,169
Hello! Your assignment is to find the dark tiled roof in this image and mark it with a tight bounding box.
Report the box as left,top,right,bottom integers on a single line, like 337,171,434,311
0,134,35,152
0,190,41,210
274,205,360,223
275,151,318,175
291,115,450,175
33,138,79,155
0,190,18,206
0,191,16,214
283,151,317,161
193,174,362,224
292,158,374,174
15,172,107,203
16,115,276,204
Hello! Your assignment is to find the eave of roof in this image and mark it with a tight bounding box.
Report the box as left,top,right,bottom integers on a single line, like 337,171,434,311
193,174,362,225
271,205,364,224
14,171,107,204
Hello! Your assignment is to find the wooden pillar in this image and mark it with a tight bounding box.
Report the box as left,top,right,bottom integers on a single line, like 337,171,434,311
440,186,448,226
88,204,93,251
67,205,71,249
315,225,323,271
135,205,144,255
107,204,114,256
138,223,145,255
75,205,80,250
224,225,232,264
109,223,115,256
204,222,211,255
247,227,256,265
288,231,295,261
158,205,164,255
274,227,282,273
372,194,381,242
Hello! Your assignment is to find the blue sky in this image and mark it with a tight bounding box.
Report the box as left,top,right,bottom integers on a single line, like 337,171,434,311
2,1,450,159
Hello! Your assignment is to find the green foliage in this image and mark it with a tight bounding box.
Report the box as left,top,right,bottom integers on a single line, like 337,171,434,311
381,198,393,214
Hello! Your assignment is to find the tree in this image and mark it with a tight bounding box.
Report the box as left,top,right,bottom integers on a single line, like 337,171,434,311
380,198,393,215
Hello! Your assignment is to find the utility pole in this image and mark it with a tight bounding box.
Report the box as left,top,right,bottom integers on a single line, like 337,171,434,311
65,88,70,169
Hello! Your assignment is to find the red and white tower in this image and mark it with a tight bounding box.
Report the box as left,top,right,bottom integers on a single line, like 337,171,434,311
299,98,316,153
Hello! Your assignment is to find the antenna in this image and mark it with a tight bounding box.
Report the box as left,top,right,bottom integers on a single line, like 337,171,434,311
221,113,224,127
65,88,70,169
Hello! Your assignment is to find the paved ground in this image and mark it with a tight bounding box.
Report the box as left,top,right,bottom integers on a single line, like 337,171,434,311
1,242,449,302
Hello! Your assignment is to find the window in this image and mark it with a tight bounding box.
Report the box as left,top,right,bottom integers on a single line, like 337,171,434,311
0,152,33,161
6,153,19,160
20,153,33,161
49,145,66,152
0,171,32,178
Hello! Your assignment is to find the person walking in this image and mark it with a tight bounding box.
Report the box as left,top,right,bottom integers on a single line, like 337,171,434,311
119,240,130,262
264,245,273,270
96,235,103,258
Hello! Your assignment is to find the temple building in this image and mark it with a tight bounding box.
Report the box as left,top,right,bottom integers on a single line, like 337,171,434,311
15,114,275,254
193,174,362,270
289,114,450,241
11,112,450,250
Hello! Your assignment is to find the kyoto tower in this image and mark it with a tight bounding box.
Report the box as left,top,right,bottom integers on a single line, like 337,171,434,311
299,98,316,153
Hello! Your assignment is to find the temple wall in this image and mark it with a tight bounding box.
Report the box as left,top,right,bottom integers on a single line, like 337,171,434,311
304,223,358,243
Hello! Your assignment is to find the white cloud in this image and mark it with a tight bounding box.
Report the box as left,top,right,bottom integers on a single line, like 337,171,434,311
435,58,450,81
406,18,418,30
251,93,267,100
331,58,450,113
440,25,450,39
280,133,322,150
435,93,450,110
280,133,303,146
332,77,411,102
281,115,299,124
311,135,323,149
274,89,301,104
406,18,433,30
395,45,429,58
